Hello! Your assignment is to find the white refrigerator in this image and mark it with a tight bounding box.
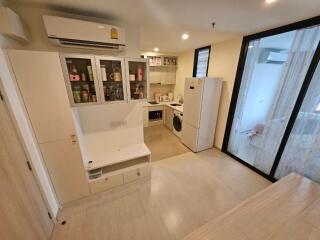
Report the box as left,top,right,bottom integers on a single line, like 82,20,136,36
181,77,222,152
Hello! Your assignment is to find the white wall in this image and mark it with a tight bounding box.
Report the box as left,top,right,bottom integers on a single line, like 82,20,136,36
208,37,243,149
2,2,140,58
174,50,194,101
174,37,243,149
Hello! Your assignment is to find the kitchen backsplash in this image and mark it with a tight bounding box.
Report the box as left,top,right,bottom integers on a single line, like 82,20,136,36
149,84,174,100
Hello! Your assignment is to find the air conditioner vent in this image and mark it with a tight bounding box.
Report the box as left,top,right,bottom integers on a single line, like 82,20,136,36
52,37,125,50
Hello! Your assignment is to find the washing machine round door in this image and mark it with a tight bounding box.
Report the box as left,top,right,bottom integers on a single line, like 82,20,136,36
173,115,182,132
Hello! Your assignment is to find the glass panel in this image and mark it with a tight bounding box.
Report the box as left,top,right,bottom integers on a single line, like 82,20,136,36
99,59,124,102
275,58,320,183
227,26,320,175
196,48,210,77
66,58,97,104
128,61,147,100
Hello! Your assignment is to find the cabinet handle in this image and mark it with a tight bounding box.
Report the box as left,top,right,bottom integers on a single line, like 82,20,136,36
104,178,108,181
137,170,141,176
71,140,77,144
70,134,76,139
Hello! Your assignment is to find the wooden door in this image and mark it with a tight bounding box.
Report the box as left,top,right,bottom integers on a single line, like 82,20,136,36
0,88,54,239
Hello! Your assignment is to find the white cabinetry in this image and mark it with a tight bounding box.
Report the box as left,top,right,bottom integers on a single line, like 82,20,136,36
60,54,101,107
143,107,149,127
149,66,176,85
164,105,174,130
7,50,90,204
95,56,127,104
125,58,149,101
60,54,149,106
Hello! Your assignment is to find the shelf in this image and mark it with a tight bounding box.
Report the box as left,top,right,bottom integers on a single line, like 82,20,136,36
70,81,95,84
102,81,123,84
85,143,151,171
129,80,147,83
88,162,150,183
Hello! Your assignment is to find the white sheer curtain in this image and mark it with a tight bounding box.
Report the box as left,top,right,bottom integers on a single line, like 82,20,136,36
253,26,320,174
228,40,261,155
275,61,320,183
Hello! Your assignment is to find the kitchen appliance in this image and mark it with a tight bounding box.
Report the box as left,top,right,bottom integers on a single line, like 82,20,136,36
173,110,183,139
181,77,222,152
149,110,163,121
43,15,125,50
154,92,162,102
0,7,29,42
160,95,170,102
168,92,174,101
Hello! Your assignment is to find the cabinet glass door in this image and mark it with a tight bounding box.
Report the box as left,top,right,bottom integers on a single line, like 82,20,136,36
126,58,149,101
96,57,126,103
61,55,100,106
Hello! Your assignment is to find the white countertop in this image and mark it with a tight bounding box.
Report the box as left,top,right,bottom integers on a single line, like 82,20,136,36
143,101,183,112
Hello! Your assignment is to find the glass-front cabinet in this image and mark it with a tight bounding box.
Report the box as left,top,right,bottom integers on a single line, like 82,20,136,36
61,54,100,106
125,58,149,101
96,56,126,103
61,54,149,106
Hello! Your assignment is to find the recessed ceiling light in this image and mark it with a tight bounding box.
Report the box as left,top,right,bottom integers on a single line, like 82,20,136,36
182,33,189,40
154,47,159,52
265,0,277,4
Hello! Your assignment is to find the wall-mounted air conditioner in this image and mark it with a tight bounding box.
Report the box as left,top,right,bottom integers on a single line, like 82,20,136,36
259,48,288,64
43,15,125,51
0,7,29,42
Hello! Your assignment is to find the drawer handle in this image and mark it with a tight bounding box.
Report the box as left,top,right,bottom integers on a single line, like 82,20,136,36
71,140,77,144
104,178,108,181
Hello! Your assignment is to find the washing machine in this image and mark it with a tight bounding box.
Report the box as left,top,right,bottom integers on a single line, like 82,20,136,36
172,110,183,139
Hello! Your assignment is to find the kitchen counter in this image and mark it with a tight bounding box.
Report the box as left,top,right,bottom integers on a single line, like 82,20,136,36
143,101,183,112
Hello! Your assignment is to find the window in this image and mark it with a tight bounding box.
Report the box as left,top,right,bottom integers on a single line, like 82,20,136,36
193,46,211,77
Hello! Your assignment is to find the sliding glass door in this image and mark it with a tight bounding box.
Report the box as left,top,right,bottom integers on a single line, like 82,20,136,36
275,51,320,183
224,20,320,178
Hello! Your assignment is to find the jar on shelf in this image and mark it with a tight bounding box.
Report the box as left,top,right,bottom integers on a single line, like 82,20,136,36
73,85,82,103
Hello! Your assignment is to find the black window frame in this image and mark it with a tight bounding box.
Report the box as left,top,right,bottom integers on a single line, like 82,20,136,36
192,45,211,77
222,15,320,182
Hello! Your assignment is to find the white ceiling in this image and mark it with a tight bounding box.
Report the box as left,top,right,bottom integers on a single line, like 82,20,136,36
10,0,320,53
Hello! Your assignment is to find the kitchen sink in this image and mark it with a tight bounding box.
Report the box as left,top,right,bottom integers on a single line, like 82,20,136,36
148,101,159,105
170,103,182,107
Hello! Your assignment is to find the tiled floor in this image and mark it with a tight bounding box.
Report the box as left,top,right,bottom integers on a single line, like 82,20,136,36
144,125,190,162
52,149,271,240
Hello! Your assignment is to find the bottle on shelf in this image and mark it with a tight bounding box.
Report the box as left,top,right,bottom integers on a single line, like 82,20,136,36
100,64,107,81
81,73,87,81
69,64,80,81
72,85,82,103
137,64,143,81
82,84,90,102
87,65,94,81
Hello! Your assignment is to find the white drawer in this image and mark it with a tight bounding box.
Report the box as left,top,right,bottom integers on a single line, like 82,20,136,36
123,164,151,183
89,174,123,194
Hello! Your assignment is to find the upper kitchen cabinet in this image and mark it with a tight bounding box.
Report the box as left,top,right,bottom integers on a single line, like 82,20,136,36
145,55,177,85
60,54,101,106
96,56,127,103
125,58,149,101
